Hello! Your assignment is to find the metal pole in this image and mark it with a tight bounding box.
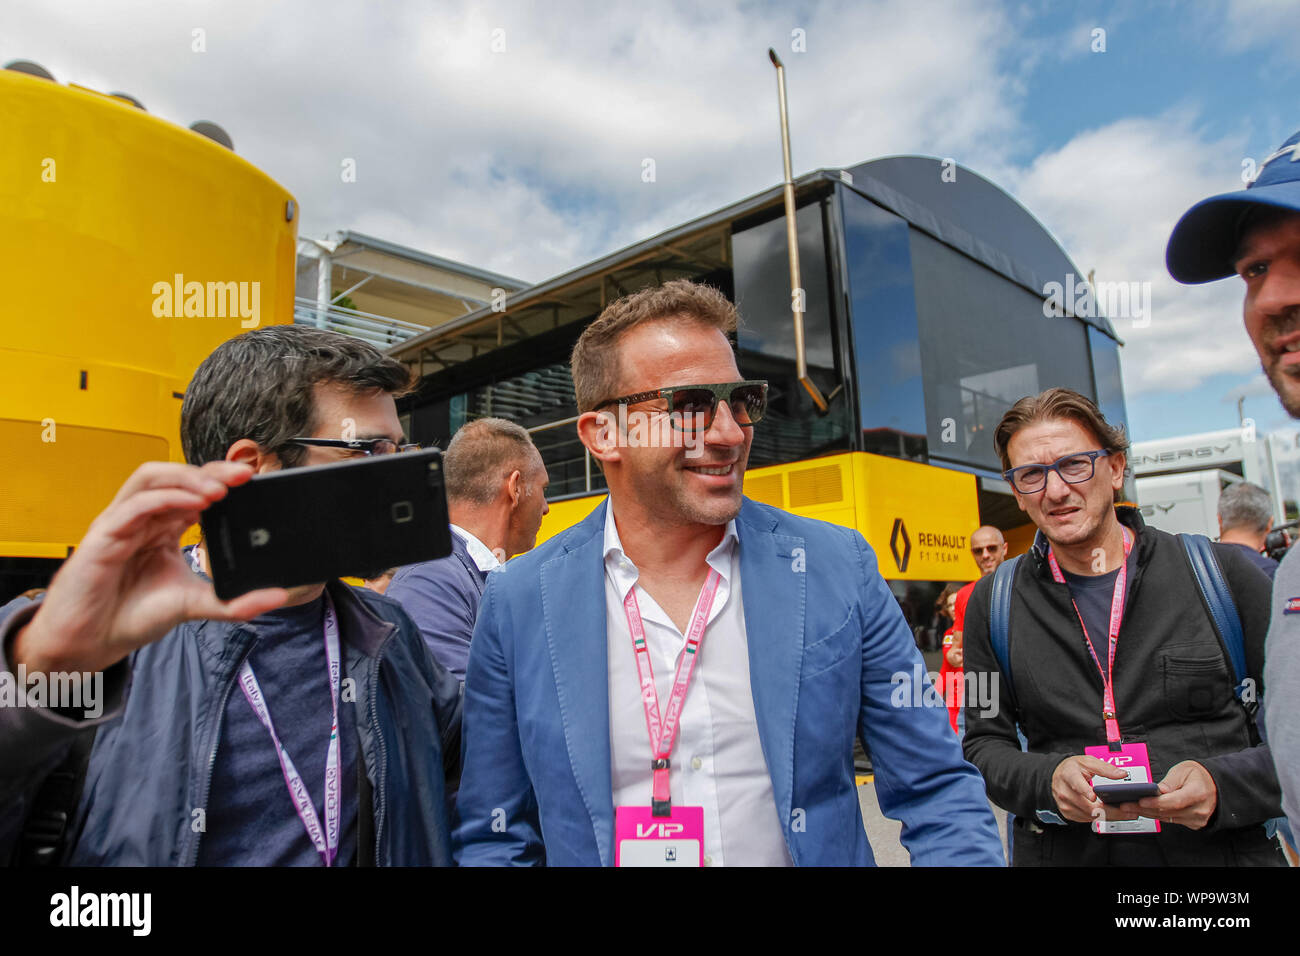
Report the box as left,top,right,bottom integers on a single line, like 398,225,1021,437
769,48,828,412
315,253,332,330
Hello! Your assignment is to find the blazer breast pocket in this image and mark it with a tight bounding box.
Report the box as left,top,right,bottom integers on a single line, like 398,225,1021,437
801,609,858,679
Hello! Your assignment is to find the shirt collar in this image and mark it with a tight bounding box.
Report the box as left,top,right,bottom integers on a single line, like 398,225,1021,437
602,504,738,598
450,524,501,573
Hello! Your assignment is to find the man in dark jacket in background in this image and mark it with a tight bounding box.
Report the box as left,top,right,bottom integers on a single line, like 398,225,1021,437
0,326,461,866
962,387,1283,866
387,417,549,681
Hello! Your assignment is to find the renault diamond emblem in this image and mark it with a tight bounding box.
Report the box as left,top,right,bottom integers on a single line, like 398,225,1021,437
889,518,911,573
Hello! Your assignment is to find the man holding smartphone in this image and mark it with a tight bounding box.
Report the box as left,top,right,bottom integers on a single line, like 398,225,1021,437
0,325,461,866
961,388,1282,865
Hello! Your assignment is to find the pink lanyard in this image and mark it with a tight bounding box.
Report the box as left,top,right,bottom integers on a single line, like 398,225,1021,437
622,568,721,816
238,592,343,866
1046,527,1133,744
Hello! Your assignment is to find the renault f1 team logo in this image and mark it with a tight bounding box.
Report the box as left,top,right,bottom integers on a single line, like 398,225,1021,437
890,518,911,573
1285,597,1300,615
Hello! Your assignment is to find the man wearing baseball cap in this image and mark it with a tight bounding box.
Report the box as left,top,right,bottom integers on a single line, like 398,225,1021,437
1167,128,1300,845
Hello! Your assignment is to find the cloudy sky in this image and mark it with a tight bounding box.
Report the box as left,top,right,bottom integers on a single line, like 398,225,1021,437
6,0,1300,445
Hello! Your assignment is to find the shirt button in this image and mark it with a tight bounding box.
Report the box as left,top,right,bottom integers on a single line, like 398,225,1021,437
703,855,714,867
691,757,703,771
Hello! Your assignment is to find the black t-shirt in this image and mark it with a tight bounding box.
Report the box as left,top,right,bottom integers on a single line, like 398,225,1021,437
1059,545,1139,669
197,595,359,866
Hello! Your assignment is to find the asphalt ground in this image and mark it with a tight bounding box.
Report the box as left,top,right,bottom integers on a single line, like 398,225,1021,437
855,774,1010,866
851,645,1012,866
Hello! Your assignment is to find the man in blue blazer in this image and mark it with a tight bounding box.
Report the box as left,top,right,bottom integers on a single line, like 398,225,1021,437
454,280,1003,866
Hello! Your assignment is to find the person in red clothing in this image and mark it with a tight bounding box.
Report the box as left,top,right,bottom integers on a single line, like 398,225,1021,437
942,526,1009,735
937,587,963,734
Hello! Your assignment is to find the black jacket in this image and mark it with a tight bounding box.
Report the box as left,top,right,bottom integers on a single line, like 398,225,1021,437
962,507,1284,865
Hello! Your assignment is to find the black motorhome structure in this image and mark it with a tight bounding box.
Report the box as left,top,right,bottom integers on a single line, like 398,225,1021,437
386,156,1130,616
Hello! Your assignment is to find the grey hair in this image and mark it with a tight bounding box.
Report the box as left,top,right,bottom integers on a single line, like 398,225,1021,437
1218,481,1273,534
443,417,540,506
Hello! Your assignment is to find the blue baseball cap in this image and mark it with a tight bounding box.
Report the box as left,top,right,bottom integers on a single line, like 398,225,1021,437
1166,129,1300,284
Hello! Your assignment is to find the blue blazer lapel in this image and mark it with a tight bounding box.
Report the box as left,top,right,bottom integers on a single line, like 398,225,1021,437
737,498,805,835
539,499,616,864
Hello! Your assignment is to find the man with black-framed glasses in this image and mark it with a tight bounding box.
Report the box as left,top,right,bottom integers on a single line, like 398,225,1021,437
961,387,1283,866
453,278,1003,867
0,325,462,867
285,436,422,457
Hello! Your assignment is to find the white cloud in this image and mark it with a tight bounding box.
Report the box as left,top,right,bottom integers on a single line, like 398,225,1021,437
1221,0,1300,52
0,0,1030,282
1220,372,1275,402
7,0,1291,437
1012,113,1259,396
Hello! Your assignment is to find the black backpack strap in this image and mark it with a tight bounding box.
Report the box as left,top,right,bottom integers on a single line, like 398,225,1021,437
1179,533,1254,714
988,555,1021,709
16,727,97,867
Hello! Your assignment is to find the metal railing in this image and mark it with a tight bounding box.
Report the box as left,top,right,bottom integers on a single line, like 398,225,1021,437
527,415,595,495
293,296,428,348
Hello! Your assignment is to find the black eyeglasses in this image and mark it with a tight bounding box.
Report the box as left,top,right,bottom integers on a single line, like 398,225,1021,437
1003,449,1110,494
287,437,421,457
594,381,769,432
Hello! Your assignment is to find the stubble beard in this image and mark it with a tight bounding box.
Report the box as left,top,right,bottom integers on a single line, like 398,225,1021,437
675,485,744,526
1266,359,1300,419
1040,502,1110,557
630,455,746,529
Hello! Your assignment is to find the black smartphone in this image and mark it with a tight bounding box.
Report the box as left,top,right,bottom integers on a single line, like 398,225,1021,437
201,449,452,600
1092,781,1161,804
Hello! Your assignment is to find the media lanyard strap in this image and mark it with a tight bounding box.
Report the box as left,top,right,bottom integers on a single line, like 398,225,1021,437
623,568,721,817
238,592,343,866
1046,527,1133,745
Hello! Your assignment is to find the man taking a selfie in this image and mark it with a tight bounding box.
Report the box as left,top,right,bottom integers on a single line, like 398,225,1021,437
0,326,461,866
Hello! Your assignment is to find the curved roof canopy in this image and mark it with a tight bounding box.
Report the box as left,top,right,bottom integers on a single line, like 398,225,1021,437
389,155,1115,375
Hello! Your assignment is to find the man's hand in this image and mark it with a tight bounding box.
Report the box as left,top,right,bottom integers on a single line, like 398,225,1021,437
1114,760,1218,829
11,461,288,677
1051,754,1128,824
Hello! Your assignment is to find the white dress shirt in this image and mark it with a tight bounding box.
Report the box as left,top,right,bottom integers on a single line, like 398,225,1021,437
604,508,792,867
450,524,501,574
